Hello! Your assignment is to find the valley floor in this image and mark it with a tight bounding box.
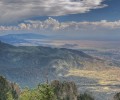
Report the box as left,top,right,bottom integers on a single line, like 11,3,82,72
66,68,120,100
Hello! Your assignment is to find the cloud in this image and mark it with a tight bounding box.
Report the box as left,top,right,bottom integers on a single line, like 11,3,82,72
0,18,120,41
0,17,120,32
0,0,107,24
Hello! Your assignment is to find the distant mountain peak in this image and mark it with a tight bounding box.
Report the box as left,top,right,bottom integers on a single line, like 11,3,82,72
1,33,47,39
0,33,47,45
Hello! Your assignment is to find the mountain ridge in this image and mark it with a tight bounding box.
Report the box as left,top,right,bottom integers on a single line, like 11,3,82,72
0,41,116,87
0,33,47,45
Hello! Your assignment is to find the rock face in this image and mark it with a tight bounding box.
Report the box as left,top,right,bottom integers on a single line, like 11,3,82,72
51,80,78,100
0,76,20,100
114,93,120,100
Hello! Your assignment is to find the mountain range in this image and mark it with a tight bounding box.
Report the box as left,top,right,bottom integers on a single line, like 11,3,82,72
0,33,47,45
0,41,116,87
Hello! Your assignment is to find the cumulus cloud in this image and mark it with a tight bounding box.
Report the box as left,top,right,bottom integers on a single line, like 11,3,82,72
0,17,120,32
0,0,107,23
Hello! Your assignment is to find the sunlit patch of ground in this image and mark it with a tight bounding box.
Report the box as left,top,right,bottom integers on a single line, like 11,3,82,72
66,68,120,86
66,68,120,100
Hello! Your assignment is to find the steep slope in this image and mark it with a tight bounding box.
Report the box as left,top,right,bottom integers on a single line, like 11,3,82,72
0,41,114,87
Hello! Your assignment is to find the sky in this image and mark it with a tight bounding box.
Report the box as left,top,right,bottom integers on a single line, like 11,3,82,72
0,0,120,41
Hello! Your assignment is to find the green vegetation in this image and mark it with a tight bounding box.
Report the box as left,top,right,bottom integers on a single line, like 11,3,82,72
0,76,20,100
36,84,56,100
114,92,120,100
77,92,94,100
19,84,56,100
0,75,96,100
1,75,120,100
51,80,78,100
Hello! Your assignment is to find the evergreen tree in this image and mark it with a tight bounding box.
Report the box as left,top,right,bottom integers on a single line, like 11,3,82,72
7,91,14,100
36,84,57,100
19,84,56,100
0,76,11,100
19,87,36,100
0,76,20,100
114,93,120,100
77,92,94,100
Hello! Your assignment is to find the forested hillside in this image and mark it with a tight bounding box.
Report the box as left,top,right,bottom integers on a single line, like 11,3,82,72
0,75,119,100
0,41,114,87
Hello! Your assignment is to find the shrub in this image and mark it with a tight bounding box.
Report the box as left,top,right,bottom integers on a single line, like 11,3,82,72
77,92,94,100
114,93,120,100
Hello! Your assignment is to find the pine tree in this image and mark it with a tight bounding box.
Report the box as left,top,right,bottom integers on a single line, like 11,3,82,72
36,84,57,100
0,76,11,100
19,88,32,100
7,91,14,100
77,92,94,100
